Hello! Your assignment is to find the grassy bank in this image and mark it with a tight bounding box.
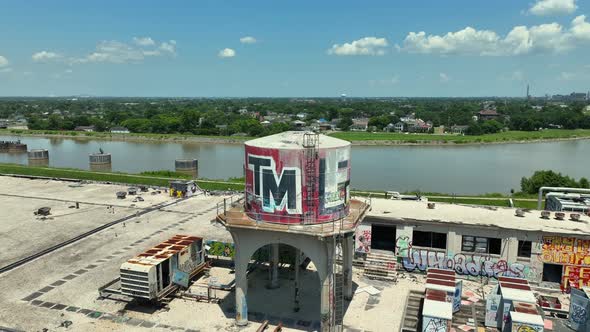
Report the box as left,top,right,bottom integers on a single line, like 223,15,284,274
3,128,590,146
0,163,540,208
0,164,244,191
330,129,590,144
0,129,252,144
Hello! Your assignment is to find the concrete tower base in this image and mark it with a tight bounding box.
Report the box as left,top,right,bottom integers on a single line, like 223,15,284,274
220,199,370,332
228,227,354,331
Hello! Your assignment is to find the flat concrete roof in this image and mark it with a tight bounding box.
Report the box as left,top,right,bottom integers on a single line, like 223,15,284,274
368,198,590,236
245,131,349,150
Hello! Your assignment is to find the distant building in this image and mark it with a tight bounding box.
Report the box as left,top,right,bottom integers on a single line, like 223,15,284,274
292,120,306,129
74,126,95,132
451,125,469,135
433,126,444,135
385,122,404,132
350,118,369,131
296,113,307,119
477,109,500,121
110,126,130,134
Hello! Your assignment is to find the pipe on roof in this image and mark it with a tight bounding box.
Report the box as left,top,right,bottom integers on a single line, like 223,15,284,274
537,187,590,210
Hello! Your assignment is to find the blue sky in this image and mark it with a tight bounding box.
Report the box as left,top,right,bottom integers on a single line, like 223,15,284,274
0,0,589,97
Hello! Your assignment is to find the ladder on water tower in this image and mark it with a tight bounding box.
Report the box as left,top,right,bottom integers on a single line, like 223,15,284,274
302,132,319,225
332,233,345,331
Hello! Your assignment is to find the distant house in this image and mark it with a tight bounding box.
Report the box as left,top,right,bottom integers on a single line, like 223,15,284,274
261,120,271,126
319,123,332,132
110,126,130,134
296,113,307,119
433,126,444,135
477,109,500,121
385,122,404,132
451,125,469,135
408,120,432,133
350,118,369,131
292,120,306,129
74,126,95,132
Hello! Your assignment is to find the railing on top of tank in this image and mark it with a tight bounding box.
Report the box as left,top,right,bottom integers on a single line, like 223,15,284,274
216,194,244,216
220,200,370,236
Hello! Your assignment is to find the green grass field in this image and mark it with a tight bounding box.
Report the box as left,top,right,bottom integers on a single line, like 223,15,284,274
0,163,541,208
0,129,253,142
0,164,244,191
330,129,590,144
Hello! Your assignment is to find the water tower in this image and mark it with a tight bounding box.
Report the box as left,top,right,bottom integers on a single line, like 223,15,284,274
219,131,370,331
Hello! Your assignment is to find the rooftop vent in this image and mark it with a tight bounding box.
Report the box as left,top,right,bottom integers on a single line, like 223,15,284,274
571,213,581,222
541,211,551,219
427,202,436,209
555,212,565,220
515,209,525,217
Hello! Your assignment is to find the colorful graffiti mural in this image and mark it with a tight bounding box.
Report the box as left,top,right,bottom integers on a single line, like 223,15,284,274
244,134,351,224
423,316,449,332
355,224,371,253
400,247,535,279
541,236,590,265
513,323,542,332
206,241,235,257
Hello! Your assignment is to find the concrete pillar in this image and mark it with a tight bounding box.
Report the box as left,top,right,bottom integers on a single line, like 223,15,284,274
320,239,335,332
342,235,353,300
234,248,249,326
320,274,332,332
269,243,279,289
294,249,301,312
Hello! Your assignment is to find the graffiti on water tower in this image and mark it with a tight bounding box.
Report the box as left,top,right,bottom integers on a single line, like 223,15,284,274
244,144,350,223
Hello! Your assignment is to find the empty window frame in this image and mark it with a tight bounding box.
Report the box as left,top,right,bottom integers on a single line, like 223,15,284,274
461,236,501,255
412,230,447,249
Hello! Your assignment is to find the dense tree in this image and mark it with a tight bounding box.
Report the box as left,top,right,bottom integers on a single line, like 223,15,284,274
520,170,587,194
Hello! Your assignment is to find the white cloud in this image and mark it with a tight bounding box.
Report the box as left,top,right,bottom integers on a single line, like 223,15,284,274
65,68,73,74
439,73,451,83
32,51,62,62
399,15,590,56
218,48,236,58
327,37,389,56
158,40,176,55
559,71,577,80
369,75,400,86
73,38,177,64
240,36,257,44
133,37,155,46
0,67,13,73
511,70,525,81
0,55,8,67
529,0,577,16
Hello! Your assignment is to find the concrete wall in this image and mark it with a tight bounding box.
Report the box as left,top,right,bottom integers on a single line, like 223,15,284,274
356,217,590,285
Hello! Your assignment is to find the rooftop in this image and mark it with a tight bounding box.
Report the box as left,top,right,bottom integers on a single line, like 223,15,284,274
245,131,349,149
123,234,201,269
368,198,590,236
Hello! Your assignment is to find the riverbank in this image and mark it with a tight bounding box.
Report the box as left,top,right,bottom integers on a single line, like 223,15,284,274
0,163,539,209
330,129,590,146
0,164,244,191
2,128,590,146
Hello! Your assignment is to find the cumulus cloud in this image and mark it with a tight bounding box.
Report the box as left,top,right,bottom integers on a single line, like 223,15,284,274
73,38,177,64
559,71,577,80
0,55,8,67
327,37,389,56
399,15,590,56
529,0,577,16
133,36,155,46
511,70,525,81
240,36,257,44
218,48,236,58
439,73,451,83
32,51,62,62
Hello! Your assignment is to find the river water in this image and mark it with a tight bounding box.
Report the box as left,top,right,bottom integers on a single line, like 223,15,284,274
0,135,588,195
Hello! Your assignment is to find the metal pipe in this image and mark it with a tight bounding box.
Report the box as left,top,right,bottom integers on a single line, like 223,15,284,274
537,187,590,210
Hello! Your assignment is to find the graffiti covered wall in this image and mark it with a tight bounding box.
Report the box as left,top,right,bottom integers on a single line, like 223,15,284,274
244,140,351,224
355,224,372,253
541,236,590,265
396,235,536,279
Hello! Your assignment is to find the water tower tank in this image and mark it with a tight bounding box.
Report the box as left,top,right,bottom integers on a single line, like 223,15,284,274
244,131,351,224
89,152,112,172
